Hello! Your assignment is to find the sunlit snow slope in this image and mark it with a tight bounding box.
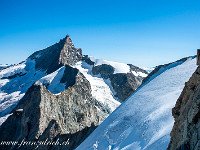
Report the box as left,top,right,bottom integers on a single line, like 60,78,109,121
77,57,197,150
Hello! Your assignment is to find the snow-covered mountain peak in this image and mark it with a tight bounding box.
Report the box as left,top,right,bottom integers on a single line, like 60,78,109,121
0,35,151,150
94,59,130,74
0,36,148,128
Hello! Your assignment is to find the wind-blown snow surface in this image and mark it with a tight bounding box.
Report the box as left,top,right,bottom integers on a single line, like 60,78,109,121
77,57,197,150
74,61,121,113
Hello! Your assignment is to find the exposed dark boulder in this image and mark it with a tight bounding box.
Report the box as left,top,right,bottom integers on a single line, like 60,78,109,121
92,64,114,79
1,72,26,79
110,73,141,100
82,55,95,66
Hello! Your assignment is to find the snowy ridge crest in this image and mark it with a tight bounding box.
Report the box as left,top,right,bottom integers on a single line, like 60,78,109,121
88,56,148,77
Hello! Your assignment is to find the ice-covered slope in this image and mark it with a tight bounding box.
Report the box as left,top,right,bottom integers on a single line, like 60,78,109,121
89,56,148,76
74,61,120,112
77,57,197,150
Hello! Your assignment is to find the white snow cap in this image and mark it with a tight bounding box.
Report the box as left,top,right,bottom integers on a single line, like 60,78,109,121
88,56,129,74
89,56,148,77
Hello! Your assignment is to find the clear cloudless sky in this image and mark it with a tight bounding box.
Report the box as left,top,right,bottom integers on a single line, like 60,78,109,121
0,0,200,67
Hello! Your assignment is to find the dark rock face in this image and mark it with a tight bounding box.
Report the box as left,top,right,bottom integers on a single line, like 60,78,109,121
41,123,97,150
59,37,82,66
110,73,140,100
82,55,95,66
29,35,82,74
0,68,107,150
168,66,200,150
128,64,148,74
60,65,79,89
92,64,114,79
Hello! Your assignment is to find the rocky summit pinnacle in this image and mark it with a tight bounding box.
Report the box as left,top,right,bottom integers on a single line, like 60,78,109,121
59,35,82,66
29,35,82,74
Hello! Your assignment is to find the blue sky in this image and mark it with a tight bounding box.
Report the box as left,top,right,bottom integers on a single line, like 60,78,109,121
0,0,199,67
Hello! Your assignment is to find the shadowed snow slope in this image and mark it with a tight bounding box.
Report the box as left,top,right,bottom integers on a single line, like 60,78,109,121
77,57,197,150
